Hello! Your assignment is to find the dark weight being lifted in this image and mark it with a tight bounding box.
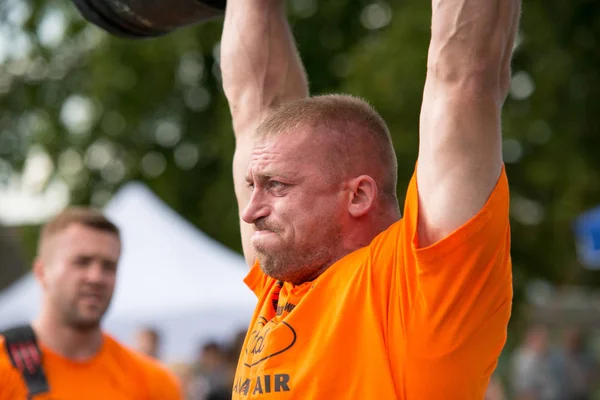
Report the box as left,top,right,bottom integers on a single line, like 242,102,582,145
72,0,226,39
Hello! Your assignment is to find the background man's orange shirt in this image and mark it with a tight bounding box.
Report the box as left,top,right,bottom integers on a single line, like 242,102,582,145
233,168,513,399
0,333,182,400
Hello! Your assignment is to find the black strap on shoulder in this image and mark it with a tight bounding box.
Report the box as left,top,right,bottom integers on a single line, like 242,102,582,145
1,325,50,397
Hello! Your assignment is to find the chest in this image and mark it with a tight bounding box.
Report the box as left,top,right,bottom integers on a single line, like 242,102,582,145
33,358,149,400
233,282,398,399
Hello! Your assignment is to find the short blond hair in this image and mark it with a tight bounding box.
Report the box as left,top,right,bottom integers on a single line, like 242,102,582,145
38,207,120,256
256,94,398,201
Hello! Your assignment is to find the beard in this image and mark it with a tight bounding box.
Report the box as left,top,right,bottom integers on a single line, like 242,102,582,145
255,221,343,284
61,294,112,332
67,315,102,331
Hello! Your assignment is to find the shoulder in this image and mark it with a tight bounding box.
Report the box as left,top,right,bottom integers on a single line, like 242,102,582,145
103,335,162,372
0,335,28,399
134,352,179,386
135,355,182,399
0,336,7,361
0,335,16,372
244,260,276,297
0,336,10,369
404,166,509,259
104,336,181,397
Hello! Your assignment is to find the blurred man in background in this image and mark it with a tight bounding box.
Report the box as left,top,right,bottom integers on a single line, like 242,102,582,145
0,207,182,399
555,329,599,400
510,325,600,400
486,374,508,400
193,341,231,398
220,0,519,397
510,325,562,400
135,326,162,360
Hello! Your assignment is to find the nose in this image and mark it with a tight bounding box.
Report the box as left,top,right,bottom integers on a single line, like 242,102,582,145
85,262,108,283
241,189,271,224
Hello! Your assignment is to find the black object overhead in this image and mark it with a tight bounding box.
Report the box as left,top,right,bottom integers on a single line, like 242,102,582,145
71,0,227,39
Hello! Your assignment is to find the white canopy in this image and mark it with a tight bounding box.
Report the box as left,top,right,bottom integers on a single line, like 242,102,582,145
0,182,256,363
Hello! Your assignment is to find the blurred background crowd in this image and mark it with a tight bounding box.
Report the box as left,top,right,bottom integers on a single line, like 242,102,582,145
133,326,247,400
487,325,600,400
132,322,600,400
0,0,599,399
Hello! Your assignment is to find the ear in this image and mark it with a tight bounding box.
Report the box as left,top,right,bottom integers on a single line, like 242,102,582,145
33,257,47,288
347,175,378,218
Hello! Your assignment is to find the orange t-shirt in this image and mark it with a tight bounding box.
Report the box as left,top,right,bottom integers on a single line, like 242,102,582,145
233,168,512,399
0,332,182,400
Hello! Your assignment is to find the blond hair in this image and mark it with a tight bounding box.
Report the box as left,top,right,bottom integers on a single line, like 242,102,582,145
256,94,398,201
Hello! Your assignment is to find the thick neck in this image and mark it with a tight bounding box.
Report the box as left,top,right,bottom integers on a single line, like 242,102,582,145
32,303,104,361
344,206,400,251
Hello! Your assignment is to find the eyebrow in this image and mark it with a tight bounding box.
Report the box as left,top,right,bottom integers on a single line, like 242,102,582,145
246,172,273,184
246,169,300,183
255,171,275,179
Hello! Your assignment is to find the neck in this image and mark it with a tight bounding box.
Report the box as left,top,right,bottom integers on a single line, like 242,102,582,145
347,208,400,249
290,209,400,286
32,306,103,361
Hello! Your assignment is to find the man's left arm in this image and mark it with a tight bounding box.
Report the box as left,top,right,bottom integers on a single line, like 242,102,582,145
416,0,521,247
395,1,521,397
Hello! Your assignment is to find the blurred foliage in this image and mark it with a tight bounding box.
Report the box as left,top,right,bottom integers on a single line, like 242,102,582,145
0,225,26,291
1,0,600,318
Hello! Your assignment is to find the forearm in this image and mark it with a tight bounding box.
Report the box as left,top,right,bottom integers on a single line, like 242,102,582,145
427,0,520,100
220,0,309,138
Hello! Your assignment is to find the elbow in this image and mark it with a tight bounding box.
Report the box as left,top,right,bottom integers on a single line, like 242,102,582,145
427,38,501,81
427,34,512,102
426,55,506,105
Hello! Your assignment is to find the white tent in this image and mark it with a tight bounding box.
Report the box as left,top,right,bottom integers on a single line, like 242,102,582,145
0,182,256,363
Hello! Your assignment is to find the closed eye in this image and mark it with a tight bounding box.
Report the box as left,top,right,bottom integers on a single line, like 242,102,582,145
245,175,255,190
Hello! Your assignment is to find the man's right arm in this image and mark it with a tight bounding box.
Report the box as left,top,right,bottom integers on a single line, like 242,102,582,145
220,0,309,266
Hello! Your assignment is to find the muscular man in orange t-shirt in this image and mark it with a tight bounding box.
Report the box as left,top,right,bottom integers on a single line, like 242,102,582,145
220,0,520,398
0,208,182,400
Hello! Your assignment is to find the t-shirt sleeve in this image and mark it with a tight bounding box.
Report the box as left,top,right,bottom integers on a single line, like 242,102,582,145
0,337,28,400
370,166,512,398
244,260,273,298
405,167,512,398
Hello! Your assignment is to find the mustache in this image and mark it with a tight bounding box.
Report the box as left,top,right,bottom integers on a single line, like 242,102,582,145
254,218,281,233
78,284,108,297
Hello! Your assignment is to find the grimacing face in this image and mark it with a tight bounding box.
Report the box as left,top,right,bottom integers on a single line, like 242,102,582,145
40,223,120,331
242,131,347,284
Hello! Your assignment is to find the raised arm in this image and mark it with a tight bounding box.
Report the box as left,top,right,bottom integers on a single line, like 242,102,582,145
220,0,309,266
416,0,520,247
